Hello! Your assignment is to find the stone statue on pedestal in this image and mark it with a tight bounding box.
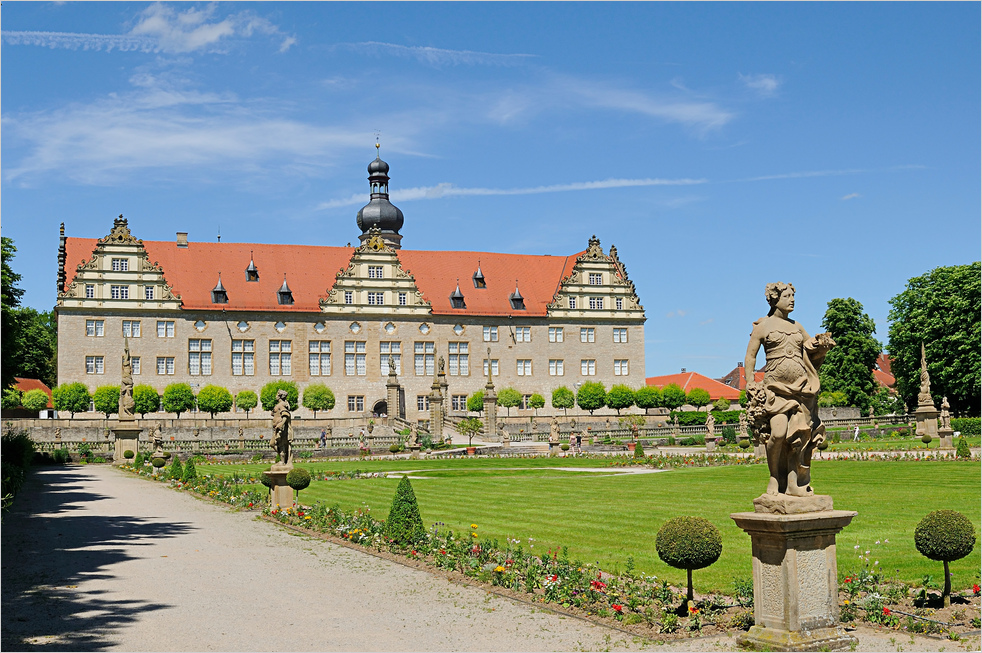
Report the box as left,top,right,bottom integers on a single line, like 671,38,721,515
549,417,560,443
705,412,716,439
151,423,164,457
119,338,136,420
744,282,835,497
940,397,951,430
739,411,748,440
271,389,293,466
409,422,420,447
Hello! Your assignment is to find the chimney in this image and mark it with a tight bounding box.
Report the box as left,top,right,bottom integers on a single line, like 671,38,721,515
176,232,188,248
737,362,744,368
681,368,687,373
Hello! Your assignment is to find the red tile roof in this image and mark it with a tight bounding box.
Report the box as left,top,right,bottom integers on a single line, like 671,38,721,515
873,369,896,389
716,365,764,391
876,354,893,376
645,372,741,400
64,239,582,316
13,378,53,408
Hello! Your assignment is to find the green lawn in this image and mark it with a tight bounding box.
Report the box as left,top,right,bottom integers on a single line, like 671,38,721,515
197,458,981,594
824,437,980,452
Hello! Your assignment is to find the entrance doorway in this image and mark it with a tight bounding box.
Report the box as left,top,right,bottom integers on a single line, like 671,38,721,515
372,400,387,417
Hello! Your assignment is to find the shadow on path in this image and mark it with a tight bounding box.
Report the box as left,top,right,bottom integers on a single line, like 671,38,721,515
2,466,194,651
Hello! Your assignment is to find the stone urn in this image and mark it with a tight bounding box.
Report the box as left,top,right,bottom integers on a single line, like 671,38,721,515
627,442,636,452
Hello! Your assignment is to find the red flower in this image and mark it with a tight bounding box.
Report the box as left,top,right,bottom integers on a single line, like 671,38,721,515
844,577,851,583
974,584,981,596
549,574,558,583
612,604,623,613
882,607,891,616
689,606,699,615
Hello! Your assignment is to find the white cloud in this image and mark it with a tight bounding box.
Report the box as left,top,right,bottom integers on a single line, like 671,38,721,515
339,41,535,67
665,309,687,318
1,30,157,52
841,192,861,200
317,177,707,210
739,73,781,96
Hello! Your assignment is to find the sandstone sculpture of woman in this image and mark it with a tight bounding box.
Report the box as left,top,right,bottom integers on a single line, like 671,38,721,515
119,339,136,420
744,282,835,496
271,389,293,466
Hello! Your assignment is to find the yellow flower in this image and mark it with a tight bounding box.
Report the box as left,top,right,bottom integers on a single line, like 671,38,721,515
843,600,850,605
494,566,505,573
471,524,478,529
471,532,478,538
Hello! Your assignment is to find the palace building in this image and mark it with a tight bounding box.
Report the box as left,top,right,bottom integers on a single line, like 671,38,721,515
56,151,647,419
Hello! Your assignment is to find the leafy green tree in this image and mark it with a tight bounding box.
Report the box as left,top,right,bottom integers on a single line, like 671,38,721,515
868,386,902,416
467,390,484,414
196,384,234,418
21,389,50,413
235,390,258,417
2,237,25,390
606,384,635,415
260,381,299,411
385,475,424,546
93,385,120,418
1,388,22,410
527,393,545,415
457,417,483,446
818,391,849,407
551,386,575,415
661,384,687,410
576,382,607,415
738,389,748,408
497,387,521,416
52,382,91,418
162,383,196,418
686,388,710,408
7,308,57,390
888,263,981,416
302,383,335,418
818,298,881,411
713,398,730,412
634,386,661,410
133,384,160,417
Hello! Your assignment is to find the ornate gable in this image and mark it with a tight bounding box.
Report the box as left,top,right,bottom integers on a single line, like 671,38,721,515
546,235,645,319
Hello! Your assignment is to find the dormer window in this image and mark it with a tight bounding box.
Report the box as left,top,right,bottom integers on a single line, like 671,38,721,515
473,262,486,289
509,281,525,311
211,274,228,304
277,276,294,305
449,281,466,309
245,252,259,282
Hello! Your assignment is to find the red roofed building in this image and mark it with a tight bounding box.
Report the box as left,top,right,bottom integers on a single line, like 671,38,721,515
56,153,647,419
717,362,764,391
873,354,896,391
645,371,741,402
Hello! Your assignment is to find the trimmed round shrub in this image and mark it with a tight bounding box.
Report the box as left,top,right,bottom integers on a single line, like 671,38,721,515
560,443,570,451
286,467,311,501
181,458,197,484
389,443,403,453
955,437,971,459
921,433,932,444
168,456,183,480
162,451,171,460
738,439,750,450
656,516,723,601
817,440,829,451
914,510,976,606
633,441,646,459
385,475,424,546
123,450,135,459
151,457,167,468
259,472,273,490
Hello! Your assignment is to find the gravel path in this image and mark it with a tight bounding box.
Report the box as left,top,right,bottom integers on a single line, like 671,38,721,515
3,465,971,653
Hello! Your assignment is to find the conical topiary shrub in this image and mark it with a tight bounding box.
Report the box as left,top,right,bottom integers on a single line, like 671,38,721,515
956,437,971,459
181,457,197,484
168,455,183,480
633,441,646,459
134,452,144,467
286,467,312,503
385,475,424,546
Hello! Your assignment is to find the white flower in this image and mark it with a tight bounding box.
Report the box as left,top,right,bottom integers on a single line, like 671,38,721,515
854,545,860,550
874,561,879,566
875,540,880,545
865,550,870,554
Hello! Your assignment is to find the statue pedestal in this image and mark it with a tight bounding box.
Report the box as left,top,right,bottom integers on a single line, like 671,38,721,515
705,438,717,452
266,464,294,509
731,502,857,652
915,405,939,438
111,420,142,465
938,428,954,449
754,443,766,458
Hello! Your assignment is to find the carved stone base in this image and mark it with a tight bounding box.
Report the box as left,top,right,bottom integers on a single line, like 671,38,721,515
266,465,294,509
731,509,858,653
111,422,142,465
754,493,834,515
915,405,939,438
938,428,954,449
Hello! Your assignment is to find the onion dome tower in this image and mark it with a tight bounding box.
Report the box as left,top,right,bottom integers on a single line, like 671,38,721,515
356,142,404,249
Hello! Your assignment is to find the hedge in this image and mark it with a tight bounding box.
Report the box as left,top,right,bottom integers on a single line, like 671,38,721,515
951,417,980,436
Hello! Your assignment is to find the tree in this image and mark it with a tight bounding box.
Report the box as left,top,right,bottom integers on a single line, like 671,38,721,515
133,385,160,417
260,381,299,411
466,390,484,414
606,385,635,415
914,510,976,607
196,384,234,418
527,393,545,415
576,382,607,415
738,389,748,408
888,263,981,416
235,390,258,418
551,386,575,415
385,476,424,546
8,308,57,390
661,384,687,411
52,382,91,418
21,389,50,413
713,398,730,413
2,388,22,410
302,383,335,418
162,383,196,418
686,388,710,408
635,385,662,410
818,391,848,407
656,516,723,603
286,467,311,502
818,297,881,411
497,387,521,416
457,417,483,447
1,237,25,390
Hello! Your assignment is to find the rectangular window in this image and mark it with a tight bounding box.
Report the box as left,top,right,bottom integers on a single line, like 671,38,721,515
483,359,499,376
569,297,577,309
589,296,604,310
417,395,430,411
614,359,629,376
514,326,531,342
380,341,402,375
517,359,532,376
580,328,595,343
367,291,384,305
398,292,407,306
613,328,628,343
483,326,498,342
589,272,603,285
581,359,596,376
345,341,366,376
521,395,533,410
86,319,105,337
157,357,175,375
110,285,129,300
145,286,155,300
85,356,104,374
344,291,354,304
615,297,623,310
231,340,255,375
122,320,141,338
85,284,95,298
368,265,383,279
451,395,467,411
131,357,141,375
347,396,365,412
549,359,564,376
157,321,175,338
189,339,213,376
548,327,564,343
448,342,468,376
309,341,331,376
269,340,292,376
111,258,129,271
414,341,435,376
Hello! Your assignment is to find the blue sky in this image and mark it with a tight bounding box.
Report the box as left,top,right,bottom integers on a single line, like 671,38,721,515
3,2,979,379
